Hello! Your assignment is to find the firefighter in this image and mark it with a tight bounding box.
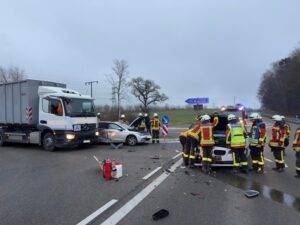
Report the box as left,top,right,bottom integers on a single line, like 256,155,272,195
292,127,300,177
144,113,151,134
213,111,219,127
226,114,248,173
199,115,215,173
119,114,128,125
269,115,286,172
184,123,201,168
179,128,191,152
151,113,161,144
281,115,291,155
249,113,266,174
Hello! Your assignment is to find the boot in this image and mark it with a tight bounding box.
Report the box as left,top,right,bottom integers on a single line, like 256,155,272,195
256,167,264,174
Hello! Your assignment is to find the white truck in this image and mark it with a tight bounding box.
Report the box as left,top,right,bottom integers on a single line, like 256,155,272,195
0,79,99,151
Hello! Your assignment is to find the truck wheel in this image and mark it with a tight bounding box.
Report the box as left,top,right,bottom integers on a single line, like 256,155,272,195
43,132,56,151
126,135,137,146
0,132,5,146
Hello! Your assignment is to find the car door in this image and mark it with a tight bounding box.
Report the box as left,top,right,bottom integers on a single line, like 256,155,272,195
107,123,126,142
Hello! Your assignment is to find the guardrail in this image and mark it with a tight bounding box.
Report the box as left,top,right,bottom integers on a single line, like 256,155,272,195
262,113,300,125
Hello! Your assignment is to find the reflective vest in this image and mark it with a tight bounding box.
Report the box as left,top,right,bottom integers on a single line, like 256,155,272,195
249,121,266,146
226,123,246,148
138,120,146,129
284,123,291,137
199,123,215,146
293,128,300,152
179,129,191,138
151,118,160,131
187,124,201,142
269,124,285,147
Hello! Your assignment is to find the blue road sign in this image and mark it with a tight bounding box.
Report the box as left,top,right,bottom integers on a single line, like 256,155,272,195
185,97,209,104
162,115,169,125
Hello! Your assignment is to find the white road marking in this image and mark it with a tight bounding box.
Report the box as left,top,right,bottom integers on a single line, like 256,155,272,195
77,199,118,225
101,159,183,225
172,152,182,159
142,167,162,180
265,158,273,162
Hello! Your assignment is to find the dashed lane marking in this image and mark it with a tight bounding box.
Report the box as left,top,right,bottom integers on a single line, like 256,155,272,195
142,167,162,180
77,199,118,225
172,152,182,159
100,159,183,225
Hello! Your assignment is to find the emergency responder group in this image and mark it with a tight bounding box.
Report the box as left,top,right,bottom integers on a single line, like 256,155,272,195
119,112,161,144
180,112,300,177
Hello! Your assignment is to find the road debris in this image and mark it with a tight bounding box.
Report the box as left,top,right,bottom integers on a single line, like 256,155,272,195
245,190,260,198
152,209,169,221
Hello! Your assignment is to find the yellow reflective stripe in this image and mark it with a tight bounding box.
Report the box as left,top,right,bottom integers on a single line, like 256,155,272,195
189,155,196,159
296,167,300,171
252,160,258,164
202,157,212,162
260,152,264,165
240,162,248,166
232,152,240,167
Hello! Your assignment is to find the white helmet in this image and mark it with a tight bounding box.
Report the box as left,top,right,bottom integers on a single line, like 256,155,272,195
281,115,285,119
227,114,236,121
144,113,148,117
153,113,158,117
272,115,282,121
201,114,211,121
250,112,261,120
138,113,143,117
97,112,101,116
120,114,125,119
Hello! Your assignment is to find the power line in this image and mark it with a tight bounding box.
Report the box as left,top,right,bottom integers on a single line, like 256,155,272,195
85,81,98,97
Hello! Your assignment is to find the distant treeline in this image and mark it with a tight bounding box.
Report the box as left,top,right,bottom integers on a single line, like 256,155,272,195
258,47,300,116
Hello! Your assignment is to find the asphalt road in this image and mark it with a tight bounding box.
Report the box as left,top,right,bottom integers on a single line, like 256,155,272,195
1,118,300,225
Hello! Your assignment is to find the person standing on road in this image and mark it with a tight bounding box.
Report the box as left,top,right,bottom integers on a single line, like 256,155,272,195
119,114,129,125
151,113,161,144
144,113,151,134
226,114,248,173
281,115,291,155
179,128,192,152
269,115,286,172
249,113,266,174
292,127,300,177
199,115,215,173
184,121,202,168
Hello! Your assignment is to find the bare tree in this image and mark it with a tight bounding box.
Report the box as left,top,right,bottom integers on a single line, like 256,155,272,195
0,66,26,84
106,59,129,117
129,77,168,113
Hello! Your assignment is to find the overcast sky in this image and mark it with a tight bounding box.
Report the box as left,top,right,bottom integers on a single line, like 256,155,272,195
1,0,300,108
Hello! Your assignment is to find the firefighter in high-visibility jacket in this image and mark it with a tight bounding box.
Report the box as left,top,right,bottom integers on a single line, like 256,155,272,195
151,113,161,144
293,127,300,177
199,115,215,173
184,123,201,167
269,115,286,172
179,129,192,152
281,116,291,155
119,114,129,125
249,113,266,174
226,114,248,173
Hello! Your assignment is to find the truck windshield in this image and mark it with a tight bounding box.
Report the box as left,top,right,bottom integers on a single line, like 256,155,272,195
62,98,95,117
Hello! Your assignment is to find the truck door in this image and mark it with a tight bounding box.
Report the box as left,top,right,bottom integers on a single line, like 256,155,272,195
39,97,68,130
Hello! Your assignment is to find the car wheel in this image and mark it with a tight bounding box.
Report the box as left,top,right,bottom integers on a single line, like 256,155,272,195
0,131,5,146
126,135,137,146
43,132,56,151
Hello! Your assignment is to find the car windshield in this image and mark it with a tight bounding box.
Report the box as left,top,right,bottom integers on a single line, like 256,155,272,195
62,97,95,117
114,122,129,130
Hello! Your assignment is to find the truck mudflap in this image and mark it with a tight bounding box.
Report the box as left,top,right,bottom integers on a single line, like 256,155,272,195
54,130,97,147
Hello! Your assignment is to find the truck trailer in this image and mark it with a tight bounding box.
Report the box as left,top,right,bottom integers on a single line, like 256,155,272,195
0,79,99,151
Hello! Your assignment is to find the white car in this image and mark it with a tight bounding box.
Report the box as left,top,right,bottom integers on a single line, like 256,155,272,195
97,121,152,146
193,115,249,167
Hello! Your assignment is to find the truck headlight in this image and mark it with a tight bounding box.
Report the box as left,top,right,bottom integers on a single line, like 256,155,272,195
66,133,75,140
95,131,100,136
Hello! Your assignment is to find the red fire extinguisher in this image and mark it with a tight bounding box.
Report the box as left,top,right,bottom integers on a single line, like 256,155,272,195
103,159,112,180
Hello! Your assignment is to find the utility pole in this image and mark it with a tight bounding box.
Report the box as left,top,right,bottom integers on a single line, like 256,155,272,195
85,81,98,97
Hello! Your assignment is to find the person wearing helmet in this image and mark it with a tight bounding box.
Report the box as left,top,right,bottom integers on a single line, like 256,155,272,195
292,127,300,177
249,113,266,174
119,114,128,125
144,113,151,134
151,113,161,143
269,115,286,172
137,113,146,132
199,115,215,173
281,115,291,154
226,114,248,173
185,123,201,168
